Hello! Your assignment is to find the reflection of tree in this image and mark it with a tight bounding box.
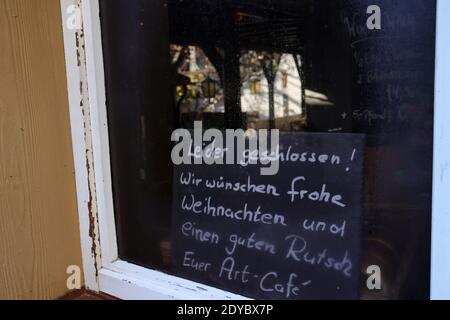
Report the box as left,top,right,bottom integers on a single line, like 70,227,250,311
170,45,304,129
170,45,191,77
259,52,281,129
240,50,305,127
240,51,282,129
170,44,225,118
240,51,264,83
293,54,306,116
202,45,224,85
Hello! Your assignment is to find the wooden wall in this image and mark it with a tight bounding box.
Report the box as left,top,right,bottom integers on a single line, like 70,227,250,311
0,0,82,299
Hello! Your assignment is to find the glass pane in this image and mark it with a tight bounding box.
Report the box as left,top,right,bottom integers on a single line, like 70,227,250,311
99,0,436,299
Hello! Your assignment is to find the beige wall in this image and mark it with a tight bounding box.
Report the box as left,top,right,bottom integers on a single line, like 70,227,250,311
0,0,82,299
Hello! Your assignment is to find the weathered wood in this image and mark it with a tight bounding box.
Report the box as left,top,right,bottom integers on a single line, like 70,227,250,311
0,0,82,299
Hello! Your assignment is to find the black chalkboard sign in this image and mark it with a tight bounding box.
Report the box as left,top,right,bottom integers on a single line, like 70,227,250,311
171,132,365,300
337,0,436,142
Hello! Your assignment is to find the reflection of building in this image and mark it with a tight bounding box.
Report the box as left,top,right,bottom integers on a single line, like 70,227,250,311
241,54,303,121
173,47,306,130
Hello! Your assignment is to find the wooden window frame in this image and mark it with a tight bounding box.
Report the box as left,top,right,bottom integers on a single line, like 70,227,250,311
60,0,450,300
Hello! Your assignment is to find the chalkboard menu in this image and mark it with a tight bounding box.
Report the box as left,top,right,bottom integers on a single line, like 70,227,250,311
338,0,435,140
172,133,365,300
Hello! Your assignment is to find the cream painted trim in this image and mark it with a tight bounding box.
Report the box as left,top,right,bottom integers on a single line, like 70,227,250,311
60,0,247,300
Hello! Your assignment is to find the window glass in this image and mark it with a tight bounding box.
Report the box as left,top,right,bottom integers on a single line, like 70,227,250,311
99,0,436,299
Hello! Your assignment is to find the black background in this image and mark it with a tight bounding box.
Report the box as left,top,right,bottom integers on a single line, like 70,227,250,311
172,133,365,299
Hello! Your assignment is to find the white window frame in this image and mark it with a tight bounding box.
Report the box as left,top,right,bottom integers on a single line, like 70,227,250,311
60,0,450,300
430,0,450,300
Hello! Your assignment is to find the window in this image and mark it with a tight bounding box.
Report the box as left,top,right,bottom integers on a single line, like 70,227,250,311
63,0,445,300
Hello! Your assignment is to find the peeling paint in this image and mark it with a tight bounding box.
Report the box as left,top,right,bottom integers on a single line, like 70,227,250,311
74,0,102,282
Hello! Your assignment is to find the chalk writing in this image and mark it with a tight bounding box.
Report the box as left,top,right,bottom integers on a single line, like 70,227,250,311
172,133,364,299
